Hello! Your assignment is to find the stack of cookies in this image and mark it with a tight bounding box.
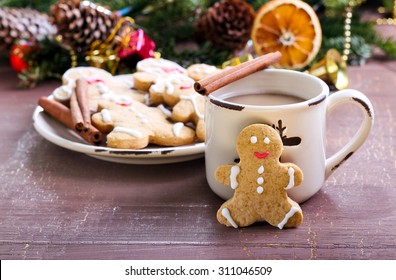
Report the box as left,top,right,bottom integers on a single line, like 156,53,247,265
39,58,222,150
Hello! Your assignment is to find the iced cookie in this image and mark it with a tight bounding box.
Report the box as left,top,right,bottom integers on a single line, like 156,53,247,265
91,100,195,149
148,74,196,106
215,124,303,229
172,93,205,141
187,63,222,81
136,57,187,76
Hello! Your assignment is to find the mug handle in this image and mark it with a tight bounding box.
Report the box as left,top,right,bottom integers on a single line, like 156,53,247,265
325,89,374,179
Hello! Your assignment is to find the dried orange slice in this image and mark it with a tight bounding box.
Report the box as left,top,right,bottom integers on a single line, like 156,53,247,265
251,0,322,69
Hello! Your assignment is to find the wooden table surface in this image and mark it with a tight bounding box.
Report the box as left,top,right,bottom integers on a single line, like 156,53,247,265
1,43,396,259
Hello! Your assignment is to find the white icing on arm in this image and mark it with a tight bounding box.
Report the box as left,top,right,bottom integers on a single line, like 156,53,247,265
221,208,238,228
277,206,300,229
284,167,295,190
230,165,240,189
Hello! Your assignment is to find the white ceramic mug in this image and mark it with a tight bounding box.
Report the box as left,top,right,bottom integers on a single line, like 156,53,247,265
205,69,374,203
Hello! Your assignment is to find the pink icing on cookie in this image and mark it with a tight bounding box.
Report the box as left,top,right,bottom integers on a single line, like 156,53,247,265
87,77,104,85
115,101,133,107
160,66,185,74
179,84,193,90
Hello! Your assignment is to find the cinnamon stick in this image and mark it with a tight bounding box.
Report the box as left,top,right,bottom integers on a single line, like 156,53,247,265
38,96,102,145
194,51,282,95
75,78,91,131
69,89,84,132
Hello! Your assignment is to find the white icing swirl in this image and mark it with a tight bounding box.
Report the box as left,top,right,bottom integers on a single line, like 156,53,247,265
150,75,194,95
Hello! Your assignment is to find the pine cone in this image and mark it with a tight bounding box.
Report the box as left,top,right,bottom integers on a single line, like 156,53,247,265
50,0,120,53
194,0,255,51
0,7,56,51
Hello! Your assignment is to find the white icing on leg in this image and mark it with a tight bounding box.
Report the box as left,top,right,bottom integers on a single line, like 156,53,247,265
172,122,184,137
284,167,295,190
277,206,300,229
157,104,172,117
100,109,111,122
113,126,143,138
221,208,238,228
230,165,240,189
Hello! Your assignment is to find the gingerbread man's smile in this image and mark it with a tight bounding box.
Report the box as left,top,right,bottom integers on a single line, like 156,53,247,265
254,151,270,159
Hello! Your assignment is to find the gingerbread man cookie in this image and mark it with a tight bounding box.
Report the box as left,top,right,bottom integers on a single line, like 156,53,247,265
134,58,187,94
148,74,196,106
91,100,195,149
172,92,205,142
132,58,208,141
215,124,303,229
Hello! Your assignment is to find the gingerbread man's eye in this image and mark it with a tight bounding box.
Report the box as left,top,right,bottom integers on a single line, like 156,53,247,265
264,137,270,144
250,136,257,144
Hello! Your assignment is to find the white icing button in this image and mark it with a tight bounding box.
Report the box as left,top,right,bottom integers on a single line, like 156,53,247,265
257,186,264,194
258,165,264,174
250,136,257,144
264,137,270,144
257,177,264,184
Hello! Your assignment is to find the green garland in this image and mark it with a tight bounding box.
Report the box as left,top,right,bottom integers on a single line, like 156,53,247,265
1,0,395,70
127,0,396,64
122,0,396,66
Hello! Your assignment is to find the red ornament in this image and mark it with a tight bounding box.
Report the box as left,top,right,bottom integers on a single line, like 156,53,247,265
9,41,36,73
118,29,156,61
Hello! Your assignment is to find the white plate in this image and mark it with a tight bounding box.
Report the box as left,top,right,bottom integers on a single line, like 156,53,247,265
32,106,205,164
